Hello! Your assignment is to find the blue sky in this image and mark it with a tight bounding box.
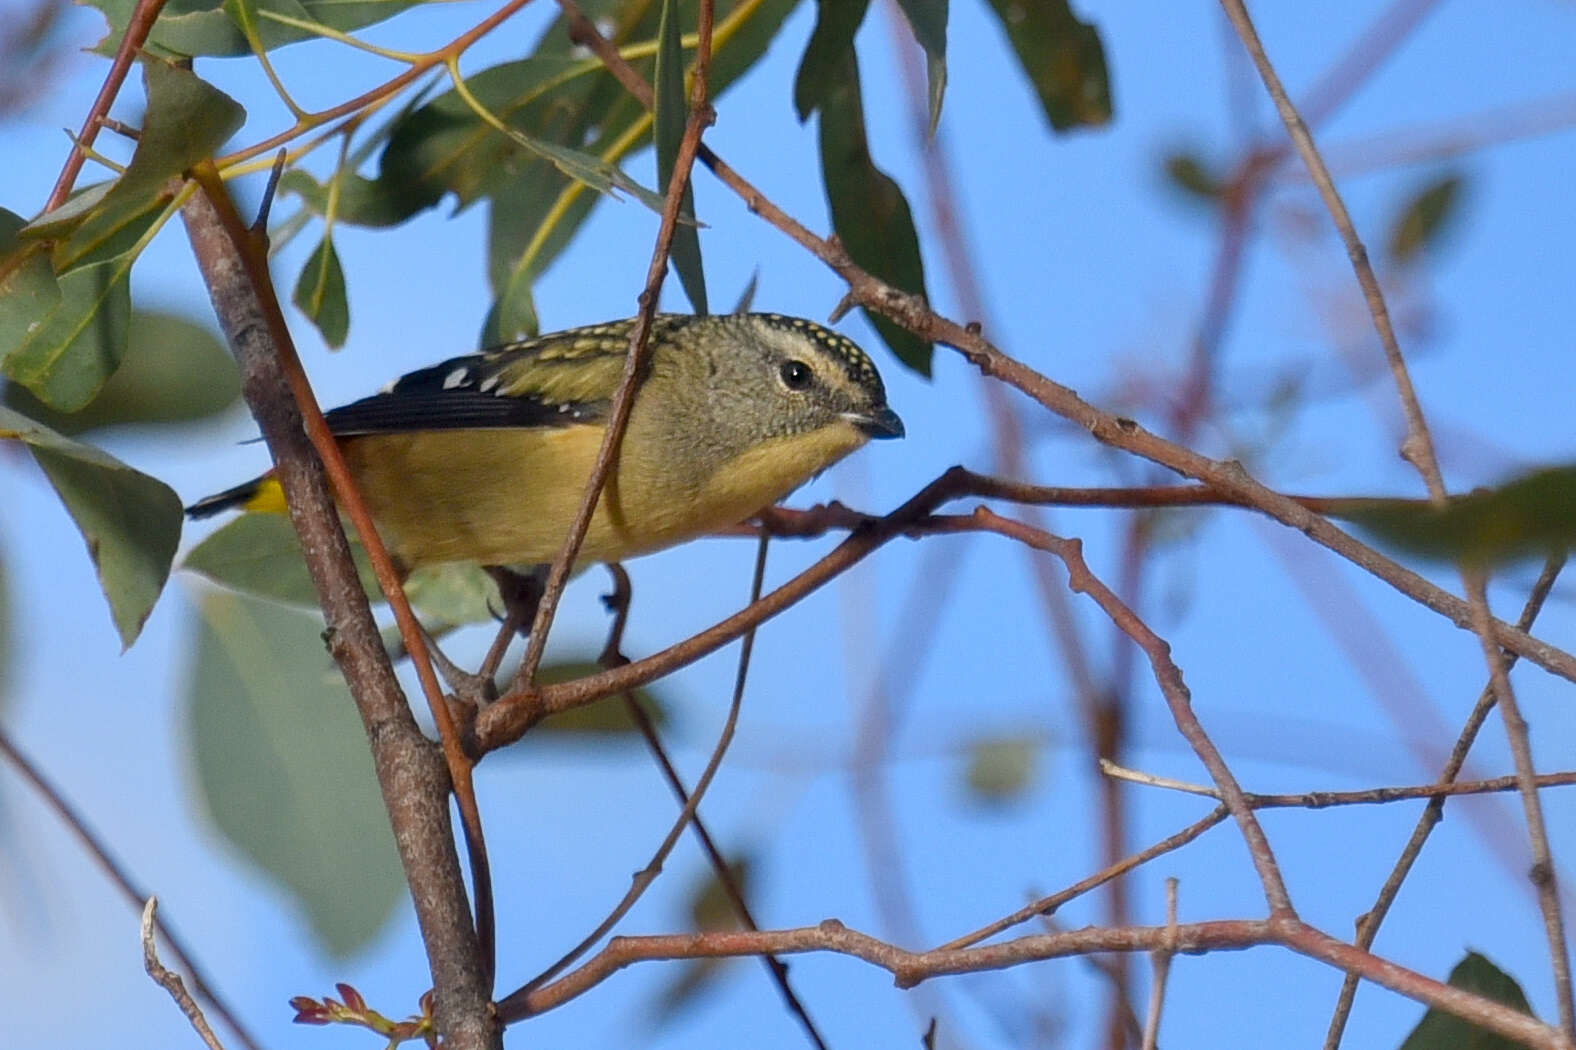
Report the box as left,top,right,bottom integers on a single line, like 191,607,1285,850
3,1,1576,1047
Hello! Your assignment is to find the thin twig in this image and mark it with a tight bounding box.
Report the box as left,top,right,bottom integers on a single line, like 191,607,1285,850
143,898,226,1050
496,532,768,1022
44,0,169,210
0,732,261,1050
1462,569,1576,1036
1324,553,1567,1047
940,807,1230,953
1220,2,1575,1035
1101,759,1576,808
600,564,831,1050
1141,879,1180,1050
510,0,716,693
972,507,1294,915
510,914,1567,1047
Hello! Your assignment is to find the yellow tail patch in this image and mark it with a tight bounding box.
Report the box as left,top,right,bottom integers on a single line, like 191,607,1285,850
242,478,289,514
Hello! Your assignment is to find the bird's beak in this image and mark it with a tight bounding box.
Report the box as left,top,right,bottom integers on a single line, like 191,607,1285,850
846,405,905,440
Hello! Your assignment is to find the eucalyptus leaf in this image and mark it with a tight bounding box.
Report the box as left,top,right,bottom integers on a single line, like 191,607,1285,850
653,0,708,314
1399,951,1535,1050
0,405,181,648
533,662,670,736
56,57,244,274
483,0,795,336
86,0,424,58
793,0,871,121
1388,173,1466,265
983,0,1112,132
188,591,403,957
2,309,240,434
894,0,947,133
1,246,132,411
185,512,501,626
184,512,380,608
964,735,1037,803
817,50,933,375
292,235,349,348
1332,465,1576,566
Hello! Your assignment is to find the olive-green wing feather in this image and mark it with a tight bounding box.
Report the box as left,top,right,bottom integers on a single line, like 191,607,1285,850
323,316,693,436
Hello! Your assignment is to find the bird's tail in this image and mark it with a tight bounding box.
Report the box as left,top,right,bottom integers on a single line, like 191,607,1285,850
185,474,288,518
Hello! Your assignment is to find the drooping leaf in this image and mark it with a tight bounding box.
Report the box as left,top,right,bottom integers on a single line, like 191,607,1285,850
652,855,753,1022
817,50,933,376
1332,465,1576,566
86,0,424,58
1163,150,1224,203
2,309,240,433
964,735,1038,804
894,0,948,133
0,208,62,350
188,591,403,957
401,561,501,629
1398,951,1536,1050
793,0,871,121
533,662,670,736
185,512,380,608
52,57,245,274
1387,173,1466,266
2,205,133,412
278,169,425,230
983,0,1112,131
0,405,181,648
484,0,795,341
653,0,707,314
185,511,501,626
292,235,349,348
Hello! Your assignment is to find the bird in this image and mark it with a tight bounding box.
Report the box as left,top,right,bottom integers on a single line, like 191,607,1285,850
187,312,904,571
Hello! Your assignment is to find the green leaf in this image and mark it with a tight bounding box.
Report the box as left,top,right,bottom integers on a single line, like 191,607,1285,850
964,735,1038,803
1399,951,1536,1050
56,57,245,274
894,0,947,134
1332,465,1576,567
184,512,380,608
2,206,134,413
793,0,871,121
651,855,753,1022
1163,150,1224,203
188,591,403,956
481,0,795,339
533,662,670,736
291,235,349,348
1388,173,1466,265
185,512,503,626
2,309,240,434
277,169,426,229
817,50,933,376
0,209,63,348
653,0,707,314
85,0,423,58
401,561,502,629
983,0,1112,132
0,405,181,648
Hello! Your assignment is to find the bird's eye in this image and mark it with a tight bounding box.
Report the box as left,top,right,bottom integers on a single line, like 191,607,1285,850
779,359,813,390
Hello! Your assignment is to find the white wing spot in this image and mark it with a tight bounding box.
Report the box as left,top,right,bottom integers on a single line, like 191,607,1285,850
442,367,470,390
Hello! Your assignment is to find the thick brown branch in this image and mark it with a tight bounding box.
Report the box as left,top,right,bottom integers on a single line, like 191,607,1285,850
180,182,496,1050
